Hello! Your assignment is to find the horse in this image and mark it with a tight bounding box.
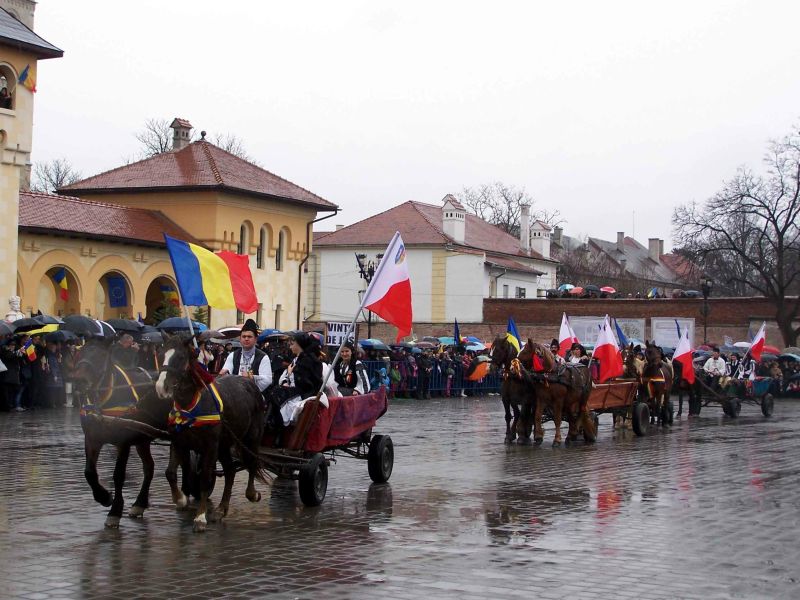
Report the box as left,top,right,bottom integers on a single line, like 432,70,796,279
622,344,645,379
489,335,534,444
517,341,595,446
156,333,267,532
672,358,701,417
643,341,674,425
73,342,171,528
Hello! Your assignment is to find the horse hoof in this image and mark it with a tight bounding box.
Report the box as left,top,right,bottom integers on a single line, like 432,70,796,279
193,515,207,533
95,491,113,507
128,505,145,518
208,509,224,523
533,438,543,447
504,436,514,445
104,515,121,529
517,437,532,446
246,491,261,503
175,493,189,510
552,440,561,448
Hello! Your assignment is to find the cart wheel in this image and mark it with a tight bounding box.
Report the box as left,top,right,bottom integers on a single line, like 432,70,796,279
632,402,649,436
368,435,394,483
761,394,774,417
298,453,328,507
724,399,742,418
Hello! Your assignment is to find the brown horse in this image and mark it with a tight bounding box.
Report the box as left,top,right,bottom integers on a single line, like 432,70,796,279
643,341,674,425
518,341,595,446
73,343,171,528
489,335,534,444
622,344,645,379
156,334,267,532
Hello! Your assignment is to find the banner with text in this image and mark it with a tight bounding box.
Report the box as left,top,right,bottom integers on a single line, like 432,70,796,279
325,321,359,347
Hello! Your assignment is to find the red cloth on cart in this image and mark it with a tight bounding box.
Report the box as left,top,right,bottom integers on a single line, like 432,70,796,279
304,387,388,452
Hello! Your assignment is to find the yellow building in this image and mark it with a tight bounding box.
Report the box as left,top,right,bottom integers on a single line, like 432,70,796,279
24,120,339,329
0,1,62,316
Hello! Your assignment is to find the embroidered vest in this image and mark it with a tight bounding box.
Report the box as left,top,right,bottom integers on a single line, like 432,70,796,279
232,348,266,377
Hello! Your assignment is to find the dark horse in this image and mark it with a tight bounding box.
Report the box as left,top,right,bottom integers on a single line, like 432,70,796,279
643,341,674,425
490,335,534,444
518,341,595,446
73,343,171,528
156,334,266,532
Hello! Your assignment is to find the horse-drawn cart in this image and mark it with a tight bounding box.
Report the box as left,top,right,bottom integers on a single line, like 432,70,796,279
690,376,775,418
257,386,394,507
587,379,653,437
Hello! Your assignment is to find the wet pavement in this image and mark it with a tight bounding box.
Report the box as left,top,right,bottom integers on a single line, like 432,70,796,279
1,395,799,600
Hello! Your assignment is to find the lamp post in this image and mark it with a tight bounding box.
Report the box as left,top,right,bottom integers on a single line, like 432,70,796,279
700,278,713,344
355,253,377,338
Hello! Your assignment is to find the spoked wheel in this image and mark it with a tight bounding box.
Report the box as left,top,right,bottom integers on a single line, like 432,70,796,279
761,394,774,417
632,402,650,436
298,453,328,507
368,435,394,483
723,399,742,418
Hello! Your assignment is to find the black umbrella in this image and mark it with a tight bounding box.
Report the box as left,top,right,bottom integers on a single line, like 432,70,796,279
584,284,601,293
0,321,17,336
140,325,160,333
34,314,64,326
45,330,78,343
106,318,143,333
141,331,164,344
156,317,208,333
9,317,46,333
61,315,106,337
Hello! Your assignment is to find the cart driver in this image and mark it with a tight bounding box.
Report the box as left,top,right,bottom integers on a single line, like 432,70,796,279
702,347,726,391
218,319,272,392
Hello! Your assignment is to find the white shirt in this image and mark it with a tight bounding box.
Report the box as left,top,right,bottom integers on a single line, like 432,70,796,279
703,356,726,376
221,348,273,392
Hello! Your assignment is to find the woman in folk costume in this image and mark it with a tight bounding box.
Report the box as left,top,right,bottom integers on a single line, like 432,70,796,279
273,331,329,429
334,341,371,396
569,343,590,366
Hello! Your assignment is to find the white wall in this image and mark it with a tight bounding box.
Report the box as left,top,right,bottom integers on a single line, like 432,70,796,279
445,253,485,321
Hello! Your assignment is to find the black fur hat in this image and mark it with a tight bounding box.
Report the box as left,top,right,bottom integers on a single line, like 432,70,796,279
241,318,259,335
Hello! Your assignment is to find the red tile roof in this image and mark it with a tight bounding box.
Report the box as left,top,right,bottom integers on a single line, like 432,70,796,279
170,117,192,128
485,254,544,275
61,140,337,210
18,191,201,247
314,200,555,262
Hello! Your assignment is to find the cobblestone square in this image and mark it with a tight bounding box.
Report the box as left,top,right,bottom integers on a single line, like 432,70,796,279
1,396,798,599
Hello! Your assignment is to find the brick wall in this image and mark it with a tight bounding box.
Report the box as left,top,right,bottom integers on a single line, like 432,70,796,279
305,297,798,345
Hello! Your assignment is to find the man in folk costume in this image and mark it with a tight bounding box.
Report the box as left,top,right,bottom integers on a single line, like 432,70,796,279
218,319,273,392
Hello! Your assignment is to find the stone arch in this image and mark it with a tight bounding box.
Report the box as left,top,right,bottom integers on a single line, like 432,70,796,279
239,220,255,255
37,265,82,317
257,223,273,269
29,248,89,311
276,226,292,271
0,62,18,110
96,270,134,320
87,256,138,319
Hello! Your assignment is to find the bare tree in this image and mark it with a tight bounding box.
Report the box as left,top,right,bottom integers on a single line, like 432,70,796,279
135,118,174,157
458,181,562,236
210,132,259,164
31,158,82,193
673,125,800,346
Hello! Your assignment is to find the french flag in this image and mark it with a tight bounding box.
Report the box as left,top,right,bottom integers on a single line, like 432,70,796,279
361,232,413,342
593,315,624,382
558,312,579,357
672,328,695,385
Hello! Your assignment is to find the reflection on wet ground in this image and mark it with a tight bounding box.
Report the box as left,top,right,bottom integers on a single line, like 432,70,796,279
1,397,799,599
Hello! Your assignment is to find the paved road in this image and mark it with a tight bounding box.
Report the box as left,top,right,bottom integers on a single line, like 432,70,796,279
1,396,798,600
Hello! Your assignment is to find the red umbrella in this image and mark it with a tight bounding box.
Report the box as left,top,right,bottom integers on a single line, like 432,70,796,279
600,286,616,293
569,287,584,295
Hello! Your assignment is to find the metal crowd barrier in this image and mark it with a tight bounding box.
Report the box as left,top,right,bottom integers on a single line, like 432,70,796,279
362,359,502,397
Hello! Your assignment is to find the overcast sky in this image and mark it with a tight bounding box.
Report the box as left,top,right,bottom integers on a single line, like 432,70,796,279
31,1,800,250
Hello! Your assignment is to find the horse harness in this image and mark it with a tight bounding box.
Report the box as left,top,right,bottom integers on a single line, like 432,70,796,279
80,364,152,420
167,381,224,432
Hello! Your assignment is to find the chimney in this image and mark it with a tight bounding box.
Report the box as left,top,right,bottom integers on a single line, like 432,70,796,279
616,232,625,253
648,238,660,262
170,118,193,151
335,224,344,231
659,239,664,256
553,226,563,247
520,204,531,253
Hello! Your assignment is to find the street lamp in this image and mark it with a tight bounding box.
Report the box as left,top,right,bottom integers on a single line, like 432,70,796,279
700,278,713,344
355,253,376,338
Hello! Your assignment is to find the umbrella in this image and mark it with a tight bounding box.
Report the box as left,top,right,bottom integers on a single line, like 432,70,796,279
733,341,752,349
584,284,601,293
9,317,47,333
465,336,482,344
783,346,800,355
217,326,245,339
600,286,616,294
106,318,143,333
410,347,422,354
34,314,64,326
141,331,164,344
465,342,485,352
0,321,16,336
24,324,59,336
466,361,491,381
45,330,78,343
421,336,441,345
558,283,575,292
415,341,437,349
257,329,285,343
568,287,584,295
778,353,800,362
683,290,702,298
61,315,105,337
359,338,390,351
156,317,208,333
438,336,455,345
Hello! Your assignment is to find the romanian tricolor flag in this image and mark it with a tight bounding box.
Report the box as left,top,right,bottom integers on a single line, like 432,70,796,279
164,234,258,313
18,65,36,93
160,285,180,306
52,268,68,301
506,316,522,353
23,339,37,362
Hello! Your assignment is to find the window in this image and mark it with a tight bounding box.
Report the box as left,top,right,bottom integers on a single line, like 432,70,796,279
257,227,267,269
503,284,509,298
0,66,16,111
515,287,526,299
236,309,244,323
276,230,285,271
238,224,246,255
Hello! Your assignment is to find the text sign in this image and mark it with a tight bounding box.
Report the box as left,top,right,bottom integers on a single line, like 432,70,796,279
325,321,354,347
